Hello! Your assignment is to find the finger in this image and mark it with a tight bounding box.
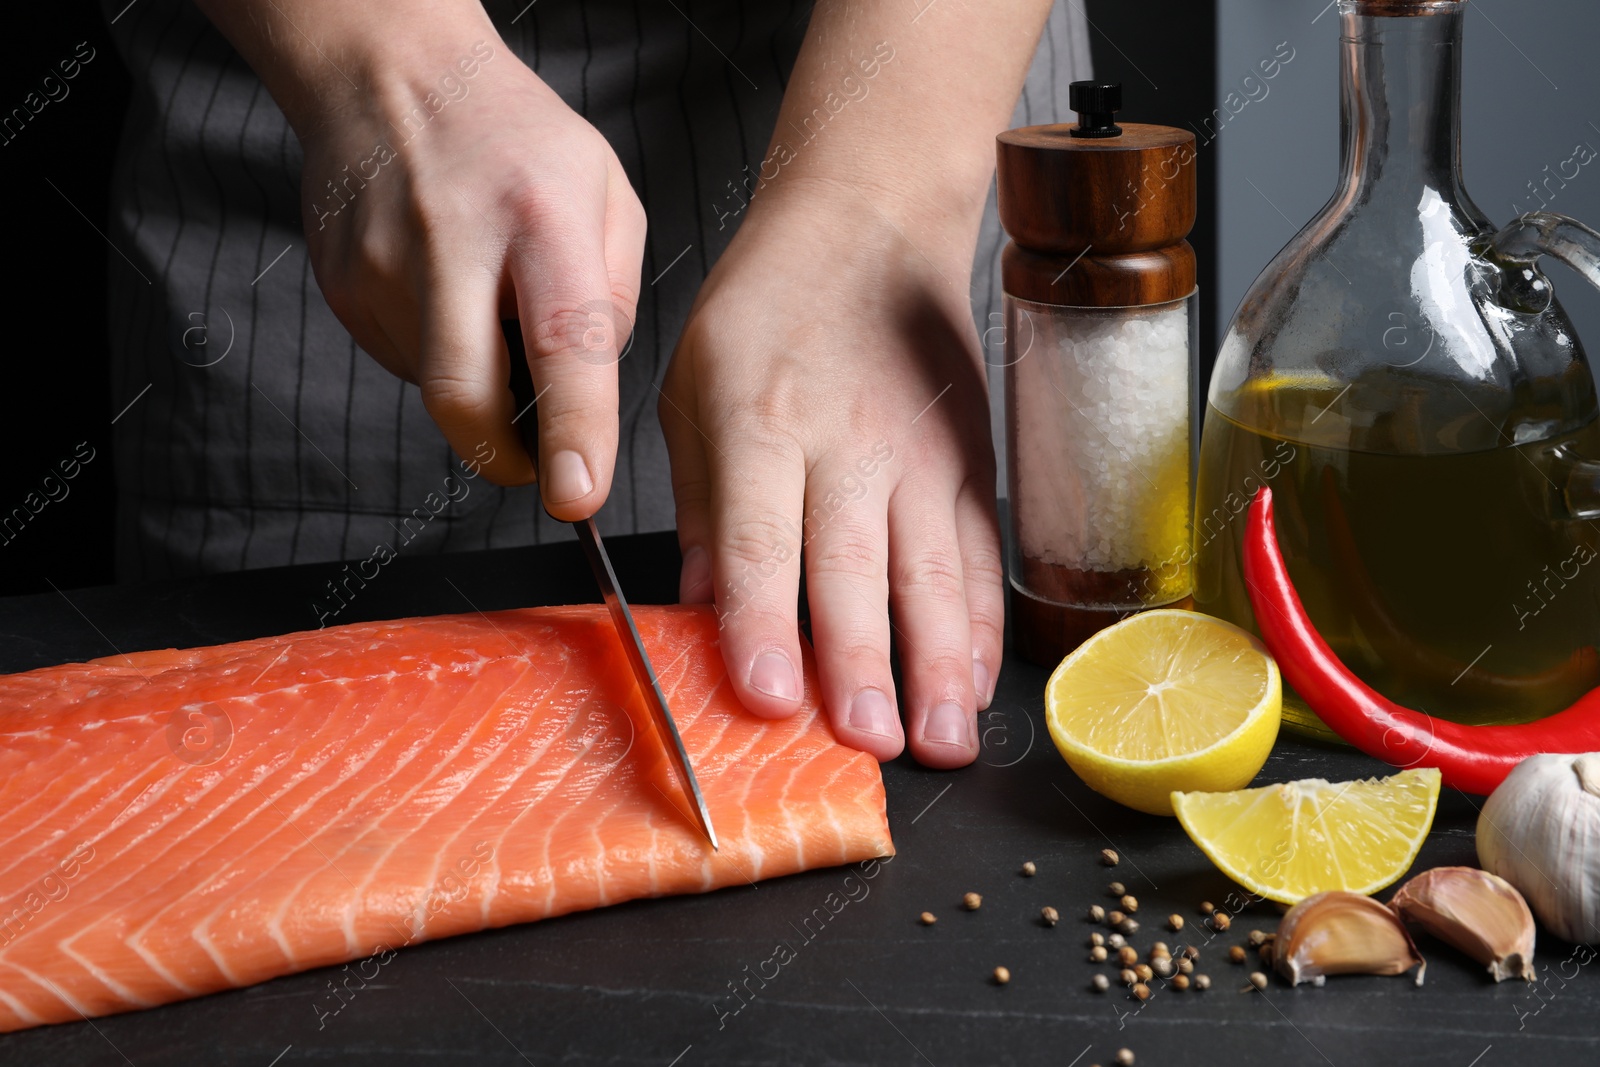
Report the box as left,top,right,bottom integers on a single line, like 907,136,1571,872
955,482,1005,710
602,156,647,340
803,467,903,761
888,483,977,769
510,203,622,521
659,373,713,603
416,257,535,486
708,420,807,719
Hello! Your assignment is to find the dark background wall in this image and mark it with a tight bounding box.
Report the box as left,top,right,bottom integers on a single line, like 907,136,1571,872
0,6,127,597
1216,0,1600,356
1080,0,1219,373
0,2,1217,599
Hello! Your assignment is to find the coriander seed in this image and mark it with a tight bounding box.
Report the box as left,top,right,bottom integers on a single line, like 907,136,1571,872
1115,1047,1135,1066
1210,911,1231,932
1118,945,1138,967
1132,982,1151,1002
1193,974,1211,990
1090,945,1109,962
1107,910,1125,926
1182,945,1200,961
1088,904,1107,923
1120,894,1138,913
1117,918,1140,935
1133,964,1153,982
1091,973,1111,992
1177,957,1193,975
1089,932,1105,947
919,911,937,926
1107,932,1126,949
1101,848,1120,866
1229,946,1247,964
1042,906,1060,927
1200,900,1215,915
1108,881,1126,897
1151,958,1173,979
963,892,982,911
1171,973,1190,991
1248,971,1268,991
1120,967,1138,986
994,966,1011,985
1167,914,1184,932
1021,861,1037,877
1247,929,1270,948
1150,941,1169,957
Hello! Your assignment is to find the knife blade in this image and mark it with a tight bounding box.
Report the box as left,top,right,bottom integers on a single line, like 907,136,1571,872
502,322,718,850
573,517,719,850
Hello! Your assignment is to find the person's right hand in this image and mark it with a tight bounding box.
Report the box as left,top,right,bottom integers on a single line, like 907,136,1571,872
290,16,644,513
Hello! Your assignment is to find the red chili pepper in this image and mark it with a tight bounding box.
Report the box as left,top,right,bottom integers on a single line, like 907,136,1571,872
1242,486,1600,795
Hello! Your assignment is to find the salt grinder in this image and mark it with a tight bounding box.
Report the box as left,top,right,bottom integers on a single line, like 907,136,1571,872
996,82,1199,666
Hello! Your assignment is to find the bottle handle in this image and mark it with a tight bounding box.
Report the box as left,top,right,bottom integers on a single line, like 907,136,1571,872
1479,212,1600,520
1479,211,1600,312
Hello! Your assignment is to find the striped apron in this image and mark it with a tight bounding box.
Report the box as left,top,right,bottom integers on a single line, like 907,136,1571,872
101,0,1090,580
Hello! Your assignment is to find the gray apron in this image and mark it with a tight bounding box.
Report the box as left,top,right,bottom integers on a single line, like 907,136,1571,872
101,0,1089,581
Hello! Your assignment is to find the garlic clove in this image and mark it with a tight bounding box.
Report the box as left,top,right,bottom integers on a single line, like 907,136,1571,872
1389,866,1536,983
1272,891,1425,987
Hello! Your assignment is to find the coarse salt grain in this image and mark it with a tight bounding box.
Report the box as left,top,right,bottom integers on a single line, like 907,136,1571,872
1010,300,1189,589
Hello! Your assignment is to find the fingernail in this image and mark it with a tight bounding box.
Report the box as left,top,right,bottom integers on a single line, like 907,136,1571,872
922,702,970,747
973,658,993,708
544,449,594,504
680,545,711,602
848,688,899,739
749,649,800,702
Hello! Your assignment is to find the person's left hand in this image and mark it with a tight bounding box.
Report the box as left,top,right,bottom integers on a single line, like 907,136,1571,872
660,184,1002,768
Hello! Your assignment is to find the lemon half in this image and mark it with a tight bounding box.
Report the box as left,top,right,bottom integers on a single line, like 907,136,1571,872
1045,609,1281,815
1172,767,1442,904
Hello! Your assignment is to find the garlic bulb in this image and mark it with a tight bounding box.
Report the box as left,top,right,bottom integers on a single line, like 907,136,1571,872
1477,752,1600,944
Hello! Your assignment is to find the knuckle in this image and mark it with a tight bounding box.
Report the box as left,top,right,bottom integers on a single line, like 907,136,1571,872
721,393,806,455
672,475,711,512
962,541,1005,587
896,549,966,601
419,373,490,427
537,402,616,453
824,624,892,667
920,653,978,695
967,611,1005,656
719,515,801,570
609,282,640,326
353,229,398,284
528,304,607,359
807,523,882,580
499,177,574,232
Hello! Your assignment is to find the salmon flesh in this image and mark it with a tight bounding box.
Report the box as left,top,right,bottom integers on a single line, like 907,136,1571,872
0,604,893,1031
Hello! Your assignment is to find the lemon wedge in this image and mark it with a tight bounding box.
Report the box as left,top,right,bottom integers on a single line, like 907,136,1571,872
1172,767,1442,904
1045,609,1281,816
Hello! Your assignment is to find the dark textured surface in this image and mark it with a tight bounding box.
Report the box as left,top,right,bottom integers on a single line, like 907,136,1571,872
0,533,1590,1066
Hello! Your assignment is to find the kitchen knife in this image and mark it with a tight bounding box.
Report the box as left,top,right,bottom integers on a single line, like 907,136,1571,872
503,323,719,850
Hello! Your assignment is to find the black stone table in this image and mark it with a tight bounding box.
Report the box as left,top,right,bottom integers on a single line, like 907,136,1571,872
1,534,1591,1065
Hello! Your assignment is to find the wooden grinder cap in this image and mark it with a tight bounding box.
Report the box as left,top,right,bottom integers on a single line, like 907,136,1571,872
996,89,1196,307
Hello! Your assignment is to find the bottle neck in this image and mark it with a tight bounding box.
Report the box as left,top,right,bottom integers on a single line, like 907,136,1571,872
1337,4,1464,201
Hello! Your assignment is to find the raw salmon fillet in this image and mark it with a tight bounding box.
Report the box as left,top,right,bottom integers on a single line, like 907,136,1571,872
0,604,892,1032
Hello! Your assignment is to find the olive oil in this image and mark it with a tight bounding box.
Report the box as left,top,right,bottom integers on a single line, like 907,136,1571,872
1194,392,1600,732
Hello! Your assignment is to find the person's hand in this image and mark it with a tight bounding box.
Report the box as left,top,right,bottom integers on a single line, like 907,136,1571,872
294,21,644,514
661,186,1002,768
